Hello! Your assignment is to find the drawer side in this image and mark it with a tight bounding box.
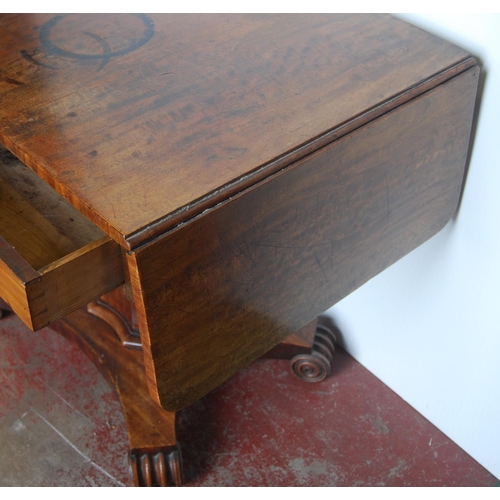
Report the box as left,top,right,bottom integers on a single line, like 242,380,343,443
0,237,38,328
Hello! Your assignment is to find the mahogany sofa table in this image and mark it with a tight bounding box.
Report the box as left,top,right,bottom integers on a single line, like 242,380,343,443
0,14,478,486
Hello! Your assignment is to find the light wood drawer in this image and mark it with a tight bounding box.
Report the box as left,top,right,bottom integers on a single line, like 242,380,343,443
0,147,125,330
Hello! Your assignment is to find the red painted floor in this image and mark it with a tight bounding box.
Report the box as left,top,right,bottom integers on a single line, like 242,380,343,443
0,310,498,487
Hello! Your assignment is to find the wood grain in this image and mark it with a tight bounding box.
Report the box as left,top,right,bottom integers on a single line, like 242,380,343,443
87,287,142,349
0,237,39,326
0,147,104,247
0,154,79,269
0,234,125,330
0,147,125,330
128,67,479,411
0,14,474,248
28,236,125,329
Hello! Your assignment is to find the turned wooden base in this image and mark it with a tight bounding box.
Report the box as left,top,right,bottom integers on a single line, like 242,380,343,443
45,288,336,487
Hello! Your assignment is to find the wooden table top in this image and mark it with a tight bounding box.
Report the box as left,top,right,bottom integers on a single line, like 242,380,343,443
0,14,472,248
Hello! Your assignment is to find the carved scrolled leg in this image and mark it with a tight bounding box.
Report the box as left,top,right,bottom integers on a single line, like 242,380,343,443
87,285,142,349
289,324,337,383
51,287,183,487
263,317,338,383
130,445,183,487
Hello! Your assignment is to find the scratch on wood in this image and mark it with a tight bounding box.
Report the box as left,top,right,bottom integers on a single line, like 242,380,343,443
315,254,328,282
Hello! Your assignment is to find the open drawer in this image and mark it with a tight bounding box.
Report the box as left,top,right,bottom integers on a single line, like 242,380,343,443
0,146,125,331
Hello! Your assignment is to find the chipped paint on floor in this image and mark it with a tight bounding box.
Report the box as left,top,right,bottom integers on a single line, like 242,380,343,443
0,311,498,486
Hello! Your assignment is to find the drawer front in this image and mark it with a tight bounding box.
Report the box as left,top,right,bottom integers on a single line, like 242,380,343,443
0,149,125,330
128,67,479,412
0,236,124,330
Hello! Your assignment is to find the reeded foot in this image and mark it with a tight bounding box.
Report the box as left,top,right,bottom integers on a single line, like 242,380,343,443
290,324,337,383
130,445,183,487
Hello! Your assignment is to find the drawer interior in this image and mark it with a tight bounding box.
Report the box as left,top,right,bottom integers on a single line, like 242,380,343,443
0,146,105,271
0,146,125,330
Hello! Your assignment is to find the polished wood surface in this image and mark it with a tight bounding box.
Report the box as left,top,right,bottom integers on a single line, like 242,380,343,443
129,68,479,410
0,147,104,268
0,14,479,425
0,14,473,248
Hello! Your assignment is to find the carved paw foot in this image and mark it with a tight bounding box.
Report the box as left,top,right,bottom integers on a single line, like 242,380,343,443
290,324,337,383
130,445,183,487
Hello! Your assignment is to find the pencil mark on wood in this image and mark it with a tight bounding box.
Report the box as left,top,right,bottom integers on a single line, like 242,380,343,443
20,49,58,69
82,31,112,71
21,14,155,72
315,254,328,282
0,75,24,86
39,14,155,61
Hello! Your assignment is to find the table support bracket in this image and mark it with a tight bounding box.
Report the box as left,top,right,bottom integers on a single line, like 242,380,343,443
47,290,336,487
